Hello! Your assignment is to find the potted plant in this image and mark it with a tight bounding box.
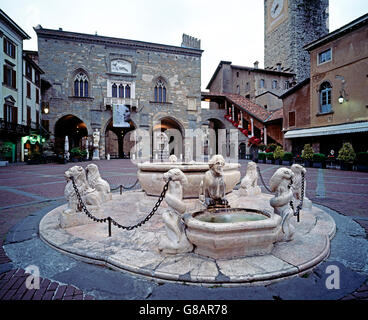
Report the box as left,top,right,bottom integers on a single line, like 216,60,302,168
81,149,88,161
258,152,266,163
301,144,314,167
70,147,83,162
265,143,277,153
337,143,356,171
273,146,285,165
312,153,326,168
356,152,368,172
282,152,293,166
265,152,274,164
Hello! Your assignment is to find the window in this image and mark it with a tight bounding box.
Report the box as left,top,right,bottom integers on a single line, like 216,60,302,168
27,82,31,98
245,82,250,92
36,110,39,129
36,88,40,104
125,84,131,98
319,82,332,113
260,79,265,88
26,62,32,80
73,72,89,97
112,83,118,97
236,71,239,78
3,38,16,58
318,48,332,64
272,80,278,89
35,72,40,87
3,65,16,89
289,111,296,127
4,104,17,124
118,84,124,98
236,85,240,94
284,80,290,90
27,106,31,126
154,79,167,103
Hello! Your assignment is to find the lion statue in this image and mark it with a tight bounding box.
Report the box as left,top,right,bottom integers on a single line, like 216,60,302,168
60,165,101,228
158,168,193,254
199,154,228,208
239,161,261,197
86,163,112,202
269,167,295,242
290,164,312,210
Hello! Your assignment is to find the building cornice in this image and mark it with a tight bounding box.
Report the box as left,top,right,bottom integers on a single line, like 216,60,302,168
34,27,203,57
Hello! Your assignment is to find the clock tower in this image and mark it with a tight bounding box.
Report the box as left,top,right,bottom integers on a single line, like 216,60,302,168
264,0,329,83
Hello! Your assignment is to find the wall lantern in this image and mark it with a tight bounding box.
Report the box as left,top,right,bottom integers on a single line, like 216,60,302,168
336,75,348,104
42,102,49,114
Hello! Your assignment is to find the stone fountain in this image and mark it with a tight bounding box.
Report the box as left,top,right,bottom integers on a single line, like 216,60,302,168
39,155,336,285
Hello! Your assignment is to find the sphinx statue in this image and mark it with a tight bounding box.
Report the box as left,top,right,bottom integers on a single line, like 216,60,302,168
239,161,261,197
158,168,193,254
269,167,295,242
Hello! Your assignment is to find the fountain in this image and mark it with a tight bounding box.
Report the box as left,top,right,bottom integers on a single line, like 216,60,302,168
39,155,336,285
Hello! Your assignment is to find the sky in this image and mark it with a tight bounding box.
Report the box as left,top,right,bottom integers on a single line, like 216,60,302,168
2,0,368,90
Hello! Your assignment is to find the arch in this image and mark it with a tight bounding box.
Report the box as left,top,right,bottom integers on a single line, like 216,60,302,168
104,117,136,159
54,114,88,155
152,116,184,160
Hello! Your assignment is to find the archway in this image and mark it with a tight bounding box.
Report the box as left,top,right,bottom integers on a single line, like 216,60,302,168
205,118,226,156
153,117,184,160
54,115,88,155
105,118,136,158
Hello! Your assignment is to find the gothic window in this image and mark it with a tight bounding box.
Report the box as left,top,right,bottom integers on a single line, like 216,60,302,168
319,81,332,114
74,72,89,97
125,84,131,98
118,84,124,98
112,83,118,98
154,79,167,103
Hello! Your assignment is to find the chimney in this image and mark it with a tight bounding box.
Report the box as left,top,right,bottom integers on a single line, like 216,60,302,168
253,61,259,69
276,63,282,71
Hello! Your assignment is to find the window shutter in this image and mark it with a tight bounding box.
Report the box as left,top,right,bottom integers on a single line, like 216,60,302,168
12,70,16,88
12,106,18,124
3,65,7,84
4,105,7,123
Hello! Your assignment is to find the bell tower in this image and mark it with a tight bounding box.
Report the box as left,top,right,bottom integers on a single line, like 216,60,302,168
264,0,329,83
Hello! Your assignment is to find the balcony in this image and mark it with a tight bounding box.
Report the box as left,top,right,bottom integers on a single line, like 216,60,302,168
0,119,30,136
104,97,139,109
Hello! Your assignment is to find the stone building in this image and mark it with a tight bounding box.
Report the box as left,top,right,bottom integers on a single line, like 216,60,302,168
282,13,368,155
0,9,44,164
203,60,294,157
264,0,329,83
35,27,203,160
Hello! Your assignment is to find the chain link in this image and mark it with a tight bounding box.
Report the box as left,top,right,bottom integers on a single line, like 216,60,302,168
289,171,305,222
256,166,272,193
71,176,170,233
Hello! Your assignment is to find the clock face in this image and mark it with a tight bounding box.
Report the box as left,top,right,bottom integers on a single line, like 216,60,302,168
111,60,131,74
270,0,284,19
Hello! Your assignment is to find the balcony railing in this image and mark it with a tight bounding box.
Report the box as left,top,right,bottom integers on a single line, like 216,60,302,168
104,97,139,108
0,119,30,135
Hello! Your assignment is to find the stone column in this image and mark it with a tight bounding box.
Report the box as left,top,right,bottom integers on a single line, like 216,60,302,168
92,128,100,160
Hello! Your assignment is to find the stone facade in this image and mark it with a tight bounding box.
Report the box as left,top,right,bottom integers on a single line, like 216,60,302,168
35,27,203,159
264,0,329,83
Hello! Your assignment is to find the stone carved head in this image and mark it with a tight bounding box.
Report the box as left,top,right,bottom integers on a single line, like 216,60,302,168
208,155,225,176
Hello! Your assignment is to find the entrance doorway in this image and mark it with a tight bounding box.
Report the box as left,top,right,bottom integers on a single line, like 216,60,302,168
105,118,135,158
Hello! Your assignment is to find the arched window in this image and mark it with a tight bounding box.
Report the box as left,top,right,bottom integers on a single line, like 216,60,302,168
154,79,167,103
320,82,332,113
118,84,124,98
112,83,117,98
125,84,131,98
74,72,89,97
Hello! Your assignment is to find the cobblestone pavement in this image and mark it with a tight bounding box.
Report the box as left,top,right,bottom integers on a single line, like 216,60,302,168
0,159,367,300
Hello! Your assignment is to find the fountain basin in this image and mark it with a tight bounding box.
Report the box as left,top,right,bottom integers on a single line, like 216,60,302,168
137,162,241,198
185,208,282,259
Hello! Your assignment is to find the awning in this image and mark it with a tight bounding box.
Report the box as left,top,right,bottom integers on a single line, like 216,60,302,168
284,121,368,139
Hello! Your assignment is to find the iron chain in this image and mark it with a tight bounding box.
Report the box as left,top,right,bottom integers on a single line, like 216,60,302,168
71,176,170,232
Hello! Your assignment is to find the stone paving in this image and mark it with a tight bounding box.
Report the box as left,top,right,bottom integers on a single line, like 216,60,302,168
0,159,367,300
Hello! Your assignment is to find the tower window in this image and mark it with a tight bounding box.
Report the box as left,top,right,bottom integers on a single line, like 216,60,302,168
272,80,278,89
260,79,265,88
